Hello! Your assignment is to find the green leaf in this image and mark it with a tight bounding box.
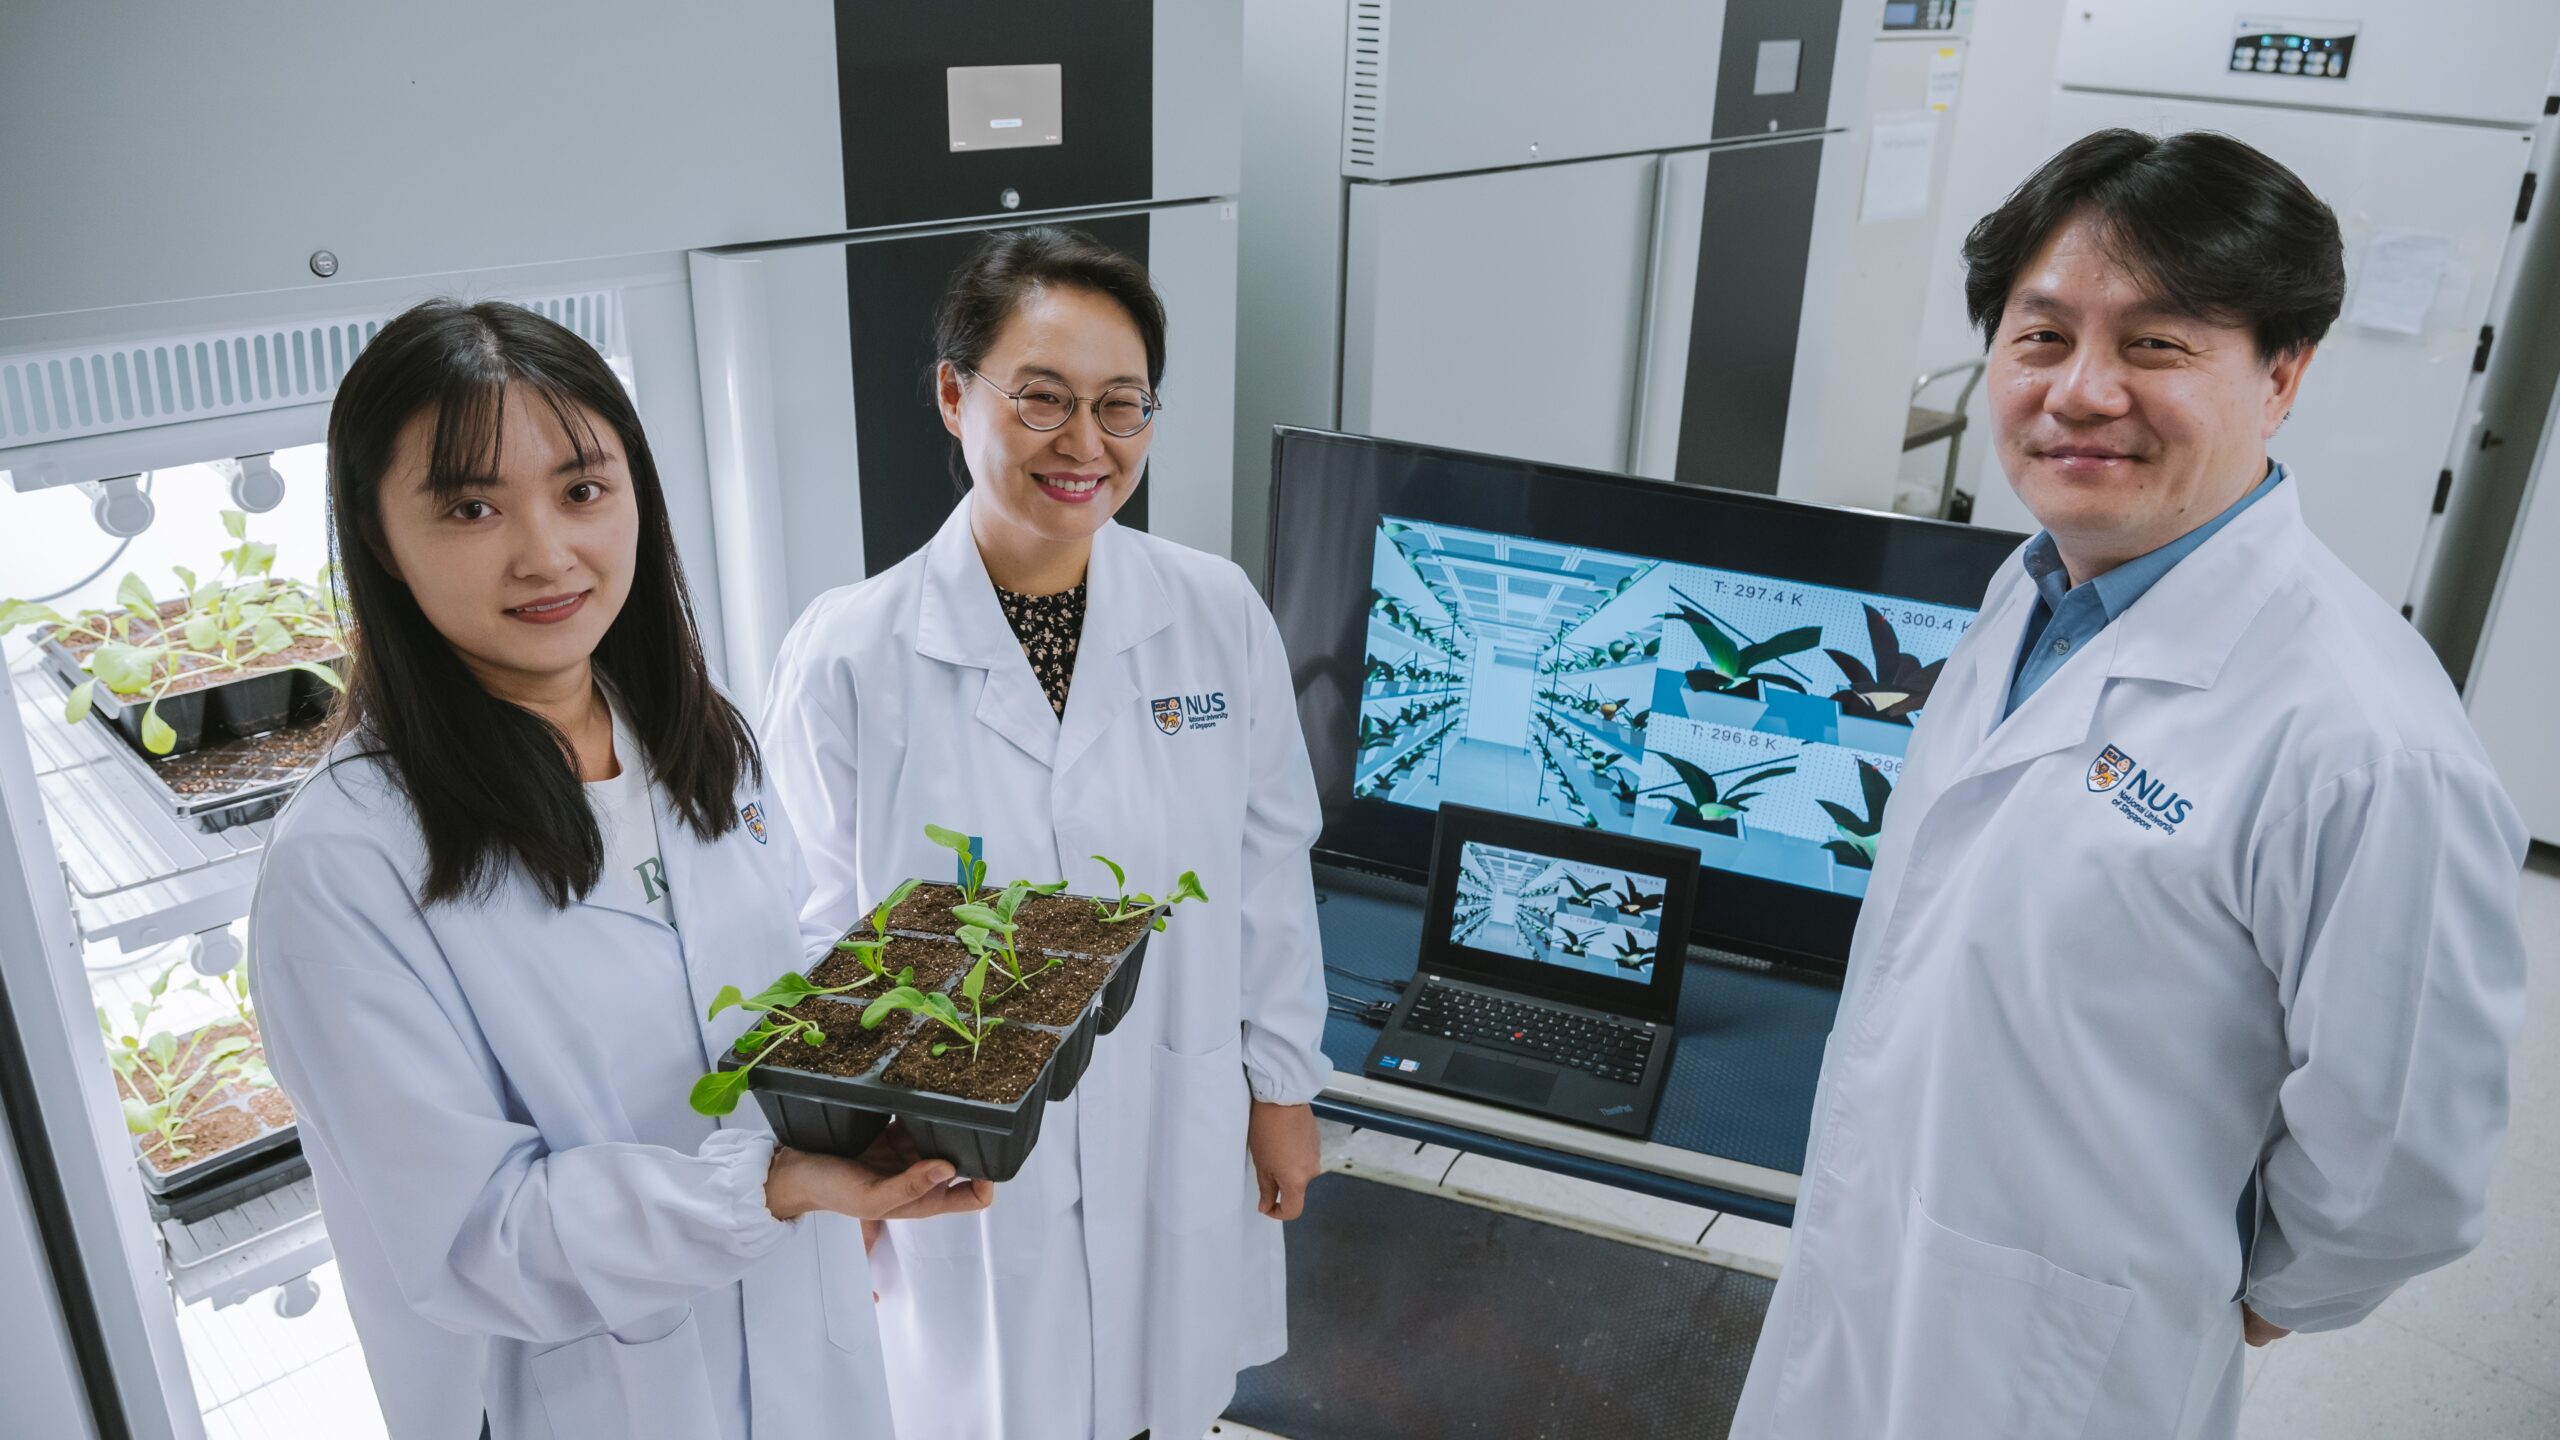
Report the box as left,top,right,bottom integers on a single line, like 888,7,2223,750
923,823,971,855
117,572,157,619
955,924,990,954
744,973,823,1011
1092,854,1127,891
960,950,988,1006
62,679,95,725
221,509,247,540
1737,626,1823,673
148,1032,177,1067
1171,871,1207,906
707,985,744,1019
922,991,966,1027
689,1068,753,1117
182,615,219,651
252,618,291,654
1029,878,1069,895
122,1098,162,1134
140,703,178,756
0,599,67,635
284,660,346,691
87,640,156,695
240,541,277,576
951,903,1006,930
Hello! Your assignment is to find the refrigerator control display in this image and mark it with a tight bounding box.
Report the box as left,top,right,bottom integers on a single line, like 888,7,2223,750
1881,1,1957,32
946,63,1064,151
2229,19,2357,80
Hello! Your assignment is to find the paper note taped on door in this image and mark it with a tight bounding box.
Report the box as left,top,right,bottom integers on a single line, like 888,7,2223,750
1860,114,1939,224
2347,231,2453,337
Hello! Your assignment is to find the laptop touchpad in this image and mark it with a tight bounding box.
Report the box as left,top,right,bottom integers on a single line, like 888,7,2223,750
1445,1052,1557,1106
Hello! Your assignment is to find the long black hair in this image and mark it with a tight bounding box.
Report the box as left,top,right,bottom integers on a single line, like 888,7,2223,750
325,299,758,907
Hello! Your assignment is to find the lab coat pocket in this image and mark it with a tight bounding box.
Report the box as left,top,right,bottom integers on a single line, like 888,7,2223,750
1887,1191,2131,1440
527,1309,722,1440
813,1214,885,1357
1147,1037,1251,1238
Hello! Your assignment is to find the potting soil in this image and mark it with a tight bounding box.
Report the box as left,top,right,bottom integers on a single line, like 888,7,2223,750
1010,893,1148,956
756,1003,921,1079
810,934,968,993
881,1021,1058,1104
981,954,1111,1026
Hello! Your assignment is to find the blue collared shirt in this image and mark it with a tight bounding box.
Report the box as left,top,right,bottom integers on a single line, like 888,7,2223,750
2005,464,2287,717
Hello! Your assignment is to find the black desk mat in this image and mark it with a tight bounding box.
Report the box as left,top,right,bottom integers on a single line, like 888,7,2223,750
1314,866,1836,1179
1230,1172,1772,1439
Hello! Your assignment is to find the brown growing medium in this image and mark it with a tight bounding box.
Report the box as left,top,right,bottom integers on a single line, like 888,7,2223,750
886,882,972,936
246,1088,295,1128
142,1105,259,1173
983,955,1110,1026
808,934,967,993
150,720,335,796
1011,893,1151,957
755,1002,921,1080
883,1022,1059,1105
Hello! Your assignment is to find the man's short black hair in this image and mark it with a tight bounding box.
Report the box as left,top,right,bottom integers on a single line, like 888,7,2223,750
1962,128,2346,361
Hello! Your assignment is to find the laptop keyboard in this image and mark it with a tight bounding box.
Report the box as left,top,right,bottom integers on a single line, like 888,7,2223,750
1408,982,1653,1085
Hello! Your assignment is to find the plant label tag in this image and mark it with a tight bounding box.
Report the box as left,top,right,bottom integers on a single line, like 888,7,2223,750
955,835,985,891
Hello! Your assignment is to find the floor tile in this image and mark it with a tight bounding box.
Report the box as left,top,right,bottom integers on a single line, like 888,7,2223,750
1439,1152,1720,1249
2239,1310,2560,1439
2365,1150,2559,1399
1324,1126,1463,1188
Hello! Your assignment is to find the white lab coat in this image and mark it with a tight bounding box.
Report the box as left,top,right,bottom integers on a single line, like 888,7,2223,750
248,739,894,1440
1732,476,2528,1439
759,496,1332,1440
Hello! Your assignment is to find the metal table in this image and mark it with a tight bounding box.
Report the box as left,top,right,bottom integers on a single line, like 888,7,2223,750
1311,865,1837,1226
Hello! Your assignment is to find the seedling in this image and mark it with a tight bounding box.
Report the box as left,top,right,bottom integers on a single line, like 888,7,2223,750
924,823,991,901
1818,759,1894,871
953,881,1064,994
1555,923,1596,958
95,963,268,1163
1561,876,1613,907
1643,754,1799,833
1662,586,1820,699
1090,855,1207,931
1826,604,1947,723
1612,877,1664,916
862,944,1005,1062
1611,931,1656,973
690,968,907,1116
829,879,922,987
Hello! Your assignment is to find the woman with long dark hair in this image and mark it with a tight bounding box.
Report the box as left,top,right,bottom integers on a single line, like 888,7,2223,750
759,227,1330,1440
249,299,989,1440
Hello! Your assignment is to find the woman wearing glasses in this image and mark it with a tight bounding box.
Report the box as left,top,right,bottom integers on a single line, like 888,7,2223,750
759,227,1330,1440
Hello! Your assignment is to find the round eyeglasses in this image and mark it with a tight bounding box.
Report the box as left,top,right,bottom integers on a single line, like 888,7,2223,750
968,368,1161,438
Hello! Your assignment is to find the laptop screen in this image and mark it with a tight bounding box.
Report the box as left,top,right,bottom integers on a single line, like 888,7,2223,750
1452,840,1673,982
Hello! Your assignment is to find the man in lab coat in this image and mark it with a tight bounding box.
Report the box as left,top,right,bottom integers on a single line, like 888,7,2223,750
1731,128,2530,1439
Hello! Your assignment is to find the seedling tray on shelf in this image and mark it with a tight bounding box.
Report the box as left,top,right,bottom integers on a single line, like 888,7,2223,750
727,932,1105,1181
122,1022,305,1224
36,621,344,761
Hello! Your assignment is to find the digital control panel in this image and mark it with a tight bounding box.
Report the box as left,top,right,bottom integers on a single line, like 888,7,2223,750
2229,19,2358,80
1882,0,1958,31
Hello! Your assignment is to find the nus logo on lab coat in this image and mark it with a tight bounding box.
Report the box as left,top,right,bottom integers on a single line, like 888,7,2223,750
740,802,768,845
1150,691,1227,735
2088,743,2194,835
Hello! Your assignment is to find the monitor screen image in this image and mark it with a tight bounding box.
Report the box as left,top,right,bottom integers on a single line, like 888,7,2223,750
1450,840,1672,980
1362,515,1977,900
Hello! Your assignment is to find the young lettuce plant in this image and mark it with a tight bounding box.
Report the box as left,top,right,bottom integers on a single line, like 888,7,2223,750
953,881,1065,994
690,968,897,1116
95,964,263,1163
924,822,991,901
863,944,1005,1062
831,879,922,987
1090,855,1207,932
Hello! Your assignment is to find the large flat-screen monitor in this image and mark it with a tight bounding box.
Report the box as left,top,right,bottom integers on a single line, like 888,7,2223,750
1265,428,2024,975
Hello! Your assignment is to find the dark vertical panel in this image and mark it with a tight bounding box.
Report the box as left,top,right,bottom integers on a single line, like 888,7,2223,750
846,215,1152,576
1673,140,1823,496
835,0,1154,231
1712,0,1843,139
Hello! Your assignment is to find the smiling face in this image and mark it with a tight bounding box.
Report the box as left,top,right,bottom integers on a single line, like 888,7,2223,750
939,283,1155,586
1988,210,2314,582
372,383,638,703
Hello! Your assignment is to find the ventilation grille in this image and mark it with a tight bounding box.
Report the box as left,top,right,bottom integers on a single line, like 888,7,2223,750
1344,0,1388,171
0,289,621,450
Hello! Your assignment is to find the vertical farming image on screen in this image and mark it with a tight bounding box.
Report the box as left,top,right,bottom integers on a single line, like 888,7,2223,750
1359,516,1977,900
1450,841,1671,980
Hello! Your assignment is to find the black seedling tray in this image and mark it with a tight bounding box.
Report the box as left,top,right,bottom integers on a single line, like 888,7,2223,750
137,1108,303,1223
36,628,345,763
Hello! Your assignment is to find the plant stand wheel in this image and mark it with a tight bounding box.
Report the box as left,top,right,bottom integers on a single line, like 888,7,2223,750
272,1272,321,1318
188,925,244,977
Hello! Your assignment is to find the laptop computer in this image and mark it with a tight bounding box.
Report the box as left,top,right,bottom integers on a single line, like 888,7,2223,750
1364,805,1700,1138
